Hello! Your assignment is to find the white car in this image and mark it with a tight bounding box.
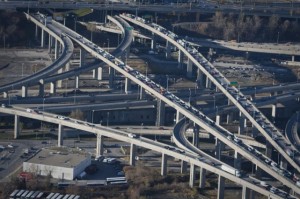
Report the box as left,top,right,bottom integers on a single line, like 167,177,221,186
128,133,137,138
56,116,68,120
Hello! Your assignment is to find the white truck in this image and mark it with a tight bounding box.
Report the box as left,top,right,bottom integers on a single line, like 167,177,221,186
220,165,241,177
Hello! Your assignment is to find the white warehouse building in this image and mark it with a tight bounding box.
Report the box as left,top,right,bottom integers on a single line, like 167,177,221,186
23,148,91,180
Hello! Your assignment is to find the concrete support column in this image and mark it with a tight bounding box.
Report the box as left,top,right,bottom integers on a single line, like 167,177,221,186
216,115,220,125
227,113,233,124
50,82,56,94
35,25,38,38
156,99,165,126
92,69,98,79
217,175,225,199
165,40,171,59
271,104,276,120
57,68,63,88
197,68,204,88
97,67,103,80
292,55,295,62
14,115,20,139
125,78,131,94
181,160,187,173
178,50,183,69
265,141,273,158
79,48,86,67
54,39,59,60
38,80,44,97
139,87,145,99
234,150,241,170
109,67,115,89
161,153,168,176
21,86,28,98
199,167,206,188
130,143,136,166
58,124,63,147
189,163,195,188
242,186,251,199
75,48,86,89
187,58,193,78
3,92,8,98
176,110,183,123
63,62,70,72
205,77,212,89
215,139,224,160
41,29,44,48
96,134,104,157
192,124,199,147
75,76,80,89
48,35,52,53
151,33,156,50
238,112,247,135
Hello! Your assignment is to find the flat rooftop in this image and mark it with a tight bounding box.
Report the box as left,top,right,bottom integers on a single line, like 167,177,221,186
26,148,90,168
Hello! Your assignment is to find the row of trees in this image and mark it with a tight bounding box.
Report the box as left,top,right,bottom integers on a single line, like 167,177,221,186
194,12,300,42
0,10,32,47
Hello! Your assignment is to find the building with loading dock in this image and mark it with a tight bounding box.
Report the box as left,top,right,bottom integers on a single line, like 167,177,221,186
23,148,91,180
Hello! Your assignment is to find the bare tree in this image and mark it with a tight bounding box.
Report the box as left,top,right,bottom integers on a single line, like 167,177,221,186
69,109,85,120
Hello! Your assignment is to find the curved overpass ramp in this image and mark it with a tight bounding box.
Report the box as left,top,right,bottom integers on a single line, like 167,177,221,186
119,13,300,193
286,112,300,152
0,13,73,93
0,106,292,199
34,12,300,193
42,15,133,85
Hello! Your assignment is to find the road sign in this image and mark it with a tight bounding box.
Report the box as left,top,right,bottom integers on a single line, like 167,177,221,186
230,81,238,86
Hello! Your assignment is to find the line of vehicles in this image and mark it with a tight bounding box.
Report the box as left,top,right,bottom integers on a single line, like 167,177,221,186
120,13,300,193
26,12,298,197
66,11,300,196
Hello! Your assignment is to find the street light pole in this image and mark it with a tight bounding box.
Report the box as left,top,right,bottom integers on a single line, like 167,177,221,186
189,88,191,105
272,73,275,85
145,62,148,78
107,112,109,127
107,39,110,53
22,63,24,78
213,95,216,109
43,98,45,112
92,110,94,124
166,75,169,91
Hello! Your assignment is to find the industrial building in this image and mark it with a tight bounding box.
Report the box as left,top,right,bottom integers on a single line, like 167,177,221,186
23,148,91,180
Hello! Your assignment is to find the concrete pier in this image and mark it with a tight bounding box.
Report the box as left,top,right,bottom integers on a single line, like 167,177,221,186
14,115,20,139
96,134,104,157
161,153,168,176
58,124,64,147
130,143,136,166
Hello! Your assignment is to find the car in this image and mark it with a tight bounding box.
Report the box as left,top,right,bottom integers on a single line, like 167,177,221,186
128,133,137,138
56,116,69,120
1,104,7,108
164,146,175,150
85,122,95,127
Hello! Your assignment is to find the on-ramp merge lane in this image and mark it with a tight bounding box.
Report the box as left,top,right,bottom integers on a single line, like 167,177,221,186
0,13,73,93
119,13,300,193
36,12,300,194
0,106,291,199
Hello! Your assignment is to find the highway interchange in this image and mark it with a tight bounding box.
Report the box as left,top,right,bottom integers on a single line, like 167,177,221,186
0,2,300,198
